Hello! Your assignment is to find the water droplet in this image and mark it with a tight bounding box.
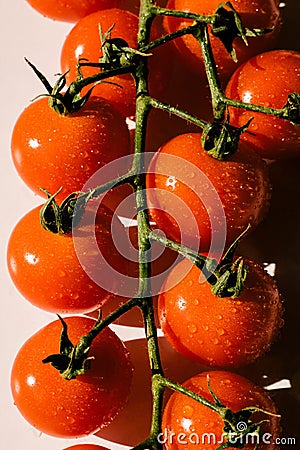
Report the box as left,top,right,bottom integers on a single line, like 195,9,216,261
183,405,194,418
188,323,197,333
217,328,225,336
177,297,186,311
80,150,90,158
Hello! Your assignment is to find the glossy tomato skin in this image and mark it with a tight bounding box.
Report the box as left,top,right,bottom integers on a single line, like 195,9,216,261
225,50,300,159
11,316,133,438
11,96,130,203
163,0,281,80
158,259,283,367
162,371,281,450
146,133,271,252
60,9,172,117
7,204,129,314
25,0,123,22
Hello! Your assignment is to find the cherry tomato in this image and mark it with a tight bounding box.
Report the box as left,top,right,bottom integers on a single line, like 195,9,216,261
120,0,169,15
7,203,130,314
146,133,271,252
11,95,130,203
225,50,300,159
11,316,133,438
163,0,281,80
25,0,123,22
162,371,281,449
60,8,172,117
158,258,283,367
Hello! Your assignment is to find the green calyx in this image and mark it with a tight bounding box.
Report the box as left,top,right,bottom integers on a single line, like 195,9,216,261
42,314,103,380
98,24,150,69
281,92,300,125
39,189,86,235
212,1,273,62
205,376,279,450
211,256,248,299
209,226,250,298
201,118,253,160
25,58,96,115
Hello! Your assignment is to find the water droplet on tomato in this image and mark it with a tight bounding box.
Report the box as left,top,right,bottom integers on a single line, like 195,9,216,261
177,297,186,310
188,323,197,333
183,405,194,418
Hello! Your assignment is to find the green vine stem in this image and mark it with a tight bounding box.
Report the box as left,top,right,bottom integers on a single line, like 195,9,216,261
153,5,216,23
194,23,225,120
148,96,207,129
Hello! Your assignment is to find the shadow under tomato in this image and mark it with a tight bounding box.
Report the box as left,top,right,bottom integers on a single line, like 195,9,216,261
238,156,300,443
96,337,207,447
88,224,181,327
238,157,300,370
277,0,300,53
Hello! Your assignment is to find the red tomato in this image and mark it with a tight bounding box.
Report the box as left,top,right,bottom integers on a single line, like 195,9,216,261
25,1,167,22
11,316,133,438
146,133,271,252
225,50,300,159
60,9,172,117
25,0,124,22
11,96,130,203
163,0,281,80
120,0,168,15
162,371,281,449
158,258,283,367
7,203,130,314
